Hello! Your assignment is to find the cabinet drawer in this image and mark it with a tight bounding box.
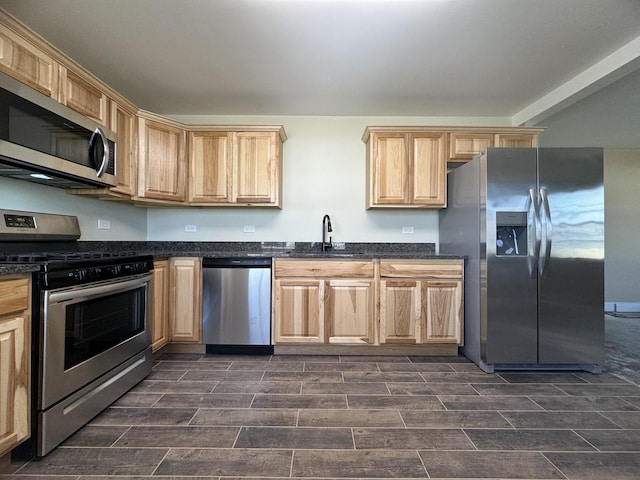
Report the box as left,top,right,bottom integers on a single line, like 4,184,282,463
0,278,29,316
274,259,374,278
380,260,463,279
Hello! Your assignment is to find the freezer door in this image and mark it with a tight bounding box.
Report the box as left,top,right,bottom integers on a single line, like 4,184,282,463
537,148,604,365
484,148,539,364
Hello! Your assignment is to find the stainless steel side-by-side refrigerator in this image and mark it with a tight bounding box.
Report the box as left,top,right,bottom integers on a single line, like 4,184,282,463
440,148,604,372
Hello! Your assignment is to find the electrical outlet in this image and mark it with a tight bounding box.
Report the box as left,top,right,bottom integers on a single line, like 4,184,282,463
97,219,111,230
184,224,197,232
243,225,256,233
402,226,414,234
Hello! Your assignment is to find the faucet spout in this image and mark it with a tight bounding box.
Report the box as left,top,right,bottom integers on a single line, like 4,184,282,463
322,214,333,252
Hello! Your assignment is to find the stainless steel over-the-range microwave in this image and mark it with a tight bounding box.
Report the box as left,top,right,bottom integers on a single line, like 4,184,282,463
0,71,117,188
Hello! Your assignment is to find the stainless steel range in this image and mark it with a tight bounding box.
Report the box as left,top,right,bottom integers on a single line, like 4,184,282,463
0,209,153,458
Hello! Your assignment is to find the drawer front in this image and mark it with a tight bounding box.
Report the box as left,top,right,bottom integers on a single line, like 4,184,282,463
0,278,30,316
274,259,374,278
380,260,463,279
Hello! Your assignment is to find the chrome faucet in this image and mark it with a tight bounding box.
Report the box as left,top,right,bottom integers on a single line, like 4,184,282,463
322,214,333,252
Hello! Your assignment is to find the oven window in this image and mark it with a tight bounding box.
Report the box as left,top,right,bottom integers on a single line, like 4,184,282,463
64,286,145,370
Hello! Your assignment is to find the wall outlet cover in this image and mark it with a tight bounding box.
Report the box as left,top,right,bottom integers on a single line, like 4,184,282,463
402,226,415,234
244,225,256,233
184,224,197,232
97,219,111,230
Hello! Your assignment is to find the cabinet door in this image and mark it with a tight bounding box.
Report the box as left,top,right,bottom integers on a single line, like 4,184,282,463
379,280,421,344
495,133,538,148
423,280,463,344
326,280,374,344
138,118,187,202
109,101,136,196
369,133,409,206
188,131,233,203
0,27,58,97
150,259,169,352
449,132,495,160
58,67,109,126
169,258,202,343
0,277,30,457
412,133,447,207
274,279,324,343
234,131,280,205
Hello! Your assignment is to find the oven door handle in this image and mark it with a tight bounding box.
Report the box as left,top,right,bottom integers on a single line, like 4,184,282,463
48,273,152,304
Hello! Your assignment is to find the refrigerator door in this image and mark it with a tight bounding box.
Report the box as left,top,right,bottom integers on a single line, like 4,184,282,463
537,148,604,365
484,149,539,364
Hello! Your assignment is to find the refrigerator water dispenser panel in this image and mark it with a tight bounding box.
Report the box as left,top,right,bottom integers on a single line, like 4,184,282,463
496,211,527,256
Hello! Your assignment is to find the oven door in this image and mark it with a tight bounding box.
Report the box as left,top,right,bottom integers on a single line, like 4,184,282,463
40,273,151,410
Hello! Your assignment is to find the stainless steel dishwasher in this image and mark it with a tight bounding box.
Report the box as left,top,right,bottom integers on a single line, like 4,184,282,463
202,257,273,354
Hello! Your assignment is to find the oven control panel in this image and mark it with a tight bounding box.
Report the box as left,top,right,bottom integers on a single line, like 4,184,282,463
4,214,36,228
41,257,154,289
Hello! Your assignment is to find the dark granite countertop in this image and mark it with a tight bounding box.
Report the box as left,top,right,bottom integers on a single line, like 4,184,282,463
0,242,463,276
0,264,41,276
75,241,463,260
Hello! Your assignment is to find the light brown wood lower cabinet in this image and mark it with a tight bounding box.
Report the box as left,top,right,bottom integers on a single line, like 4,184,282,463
168,258,202,343
379,260,464,345
326,279,375,344
150,259,170,352
273,259,375,344
0,276,31,457
273,258,463,347
273,279,324,343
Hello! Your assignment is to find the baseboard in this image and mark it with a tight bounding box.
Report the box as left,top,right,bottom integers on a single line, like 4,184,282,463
605,302,640,313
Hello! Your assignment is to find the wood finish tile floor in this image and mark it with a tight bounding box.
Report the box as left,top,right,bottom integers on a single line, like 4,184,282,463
4,353,640,480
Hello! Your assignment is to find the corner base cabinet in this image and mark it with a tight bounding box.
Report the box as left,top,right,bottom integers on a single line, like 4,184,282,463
0,275,31,457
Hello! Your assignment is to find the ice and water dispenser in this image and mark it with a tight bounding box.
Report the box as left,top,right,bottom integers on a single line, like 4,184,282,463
496,211,527,256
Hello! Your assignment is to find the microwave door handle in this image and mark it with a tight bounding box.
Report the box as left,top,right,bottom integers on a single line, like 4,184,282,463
539,187,552,277
89,127,110,177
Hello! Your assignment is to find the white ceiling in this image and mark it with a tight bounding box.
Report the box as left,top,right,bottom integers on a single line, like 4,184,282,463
1,0,640,123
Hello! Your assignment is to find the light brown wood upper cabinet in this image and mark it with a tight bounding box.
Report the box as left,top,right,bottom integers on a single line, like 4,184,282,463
188,128,285,207
137,113,187,203
273,259,375,344
58,67,109,126
449,129,541,161
0,276,31,457
379,259,464,345
448,132,495,161
364,130,447,209
109,100,137,196
0,26,58,98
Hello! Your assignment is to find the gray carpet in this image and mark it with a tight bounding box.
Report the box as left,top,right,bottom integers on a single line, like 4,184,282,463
605,314,640,385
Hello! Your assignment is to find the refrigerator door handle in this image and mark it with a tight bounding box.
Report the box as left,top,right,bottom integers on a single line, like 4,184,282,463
527,188,541,278
539,187,552,277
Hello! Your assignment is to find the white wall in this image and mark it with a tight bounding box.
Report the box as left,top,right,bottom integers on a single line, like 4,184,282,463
0,176,147,241
603,150,640,305
536,69,640,306
147,115,511,243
